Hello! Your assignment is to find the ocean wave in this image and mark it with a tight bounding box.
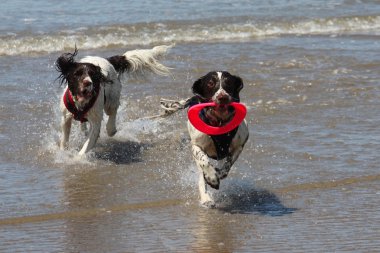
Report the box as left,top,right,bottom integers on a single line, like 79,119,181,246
1,15,380,56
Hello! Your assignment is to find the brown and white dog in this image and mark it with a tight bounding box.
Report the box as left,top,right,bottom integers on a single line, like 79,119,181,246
162,71,249,206
56,45,172,155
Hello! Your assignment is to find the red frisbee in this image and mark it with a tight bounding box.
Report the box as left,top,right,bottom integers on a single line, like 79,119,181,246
188,102,247,135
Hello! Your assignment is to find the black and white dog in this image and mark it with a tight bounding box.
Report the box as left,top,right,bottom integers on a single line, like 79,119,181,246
162,71,249,206
56,45,172,155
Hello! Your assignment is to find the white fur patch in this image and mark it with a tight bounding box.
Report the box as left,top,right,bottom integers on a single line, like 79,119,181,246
217,71,222,80
213,71,226,100
83,76,92,83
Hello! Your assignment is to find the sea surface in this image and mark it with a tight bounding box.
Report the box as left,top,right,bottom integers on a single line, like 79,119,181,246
1,0,380,252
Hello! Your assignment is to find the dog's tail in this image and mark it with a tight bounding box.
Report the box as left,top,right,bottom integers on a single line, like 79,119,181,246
107,44,173,77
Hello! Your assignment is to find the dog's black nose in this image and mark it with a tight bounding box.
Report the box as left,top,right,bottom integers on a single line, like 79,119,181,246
82,79,92,87
216,93,230,104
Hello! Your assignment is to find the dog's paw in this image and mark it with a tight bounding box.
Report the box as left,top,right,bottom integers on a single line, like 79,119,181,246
107,129,117,137
59,144,68,151
200,200,216,209
106,121,117,137
203,173,220,190
216,167,229,180
216,160,232,180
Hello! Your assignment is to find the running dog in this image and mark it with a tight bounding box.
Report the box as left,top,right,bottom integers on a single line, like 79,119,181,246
56,45,172,155
161,71,249,206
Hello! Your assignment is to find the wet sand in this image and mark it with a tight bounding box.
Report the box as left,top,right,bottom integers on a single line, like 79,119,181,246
1,34,380,252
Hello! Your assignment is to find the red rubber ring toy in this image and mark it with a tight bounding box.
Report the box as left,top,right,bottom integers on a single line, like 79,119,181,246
188,102,247,135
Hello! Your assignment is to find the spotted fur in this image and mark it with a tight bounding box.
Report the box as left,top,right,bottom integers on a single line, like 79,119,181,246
56,45,173,155
188,71,249,207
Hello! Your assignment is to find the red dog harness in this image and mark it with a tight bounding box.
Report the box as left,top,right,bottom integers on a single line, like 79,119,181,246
63,85,100,123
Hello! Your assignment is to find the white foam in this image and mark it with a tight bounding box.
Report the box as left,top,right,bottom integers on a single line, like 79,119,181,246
1,15,380,56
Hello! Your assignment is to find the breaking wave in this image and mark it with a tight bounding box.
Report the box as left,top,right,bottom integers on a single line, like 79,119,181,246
1,15,380,56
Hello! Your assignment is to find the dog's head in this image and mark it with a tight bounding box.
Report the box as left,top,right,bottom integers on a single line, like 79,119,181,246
192,71,244,125
56,48,104,106
192,71,243,104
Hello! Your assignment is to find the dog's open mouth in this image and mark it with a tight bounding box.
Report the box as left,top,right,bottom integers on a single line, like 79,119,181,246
76,88,93,103
215,103,228,111
203,104,235,126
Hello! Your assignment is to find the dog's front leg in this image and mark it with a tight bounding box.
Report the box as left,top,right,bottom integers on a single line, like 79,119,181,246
78,119,101,155
80,122,89,137
192,145,220,190
216,145,244,179
106,111,117,137
192,145,216,206
60,113,72,150
197,172,215,207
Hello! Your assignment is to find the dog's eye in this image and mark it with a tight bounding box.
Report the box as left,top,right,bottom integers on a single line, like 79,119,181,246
207,81,216,88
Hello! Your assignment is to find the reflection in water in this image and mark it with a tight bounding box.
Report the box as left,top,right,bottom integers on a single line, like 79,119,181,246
63,166,115,252
191,208,235,252
61,137,146,253
190,182,296,252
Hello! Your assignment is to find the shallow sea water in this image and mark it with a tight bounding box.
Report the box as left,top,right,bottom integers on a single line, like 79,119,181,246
1,1,380,252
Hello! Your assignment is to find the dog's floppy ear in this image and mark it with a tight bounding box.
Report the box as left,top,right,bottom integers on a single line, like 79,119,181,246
227,74,244,102
192,72,213,99
191,78,204,97
55,47,78,85
92,65,108,84
234,75,244,93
